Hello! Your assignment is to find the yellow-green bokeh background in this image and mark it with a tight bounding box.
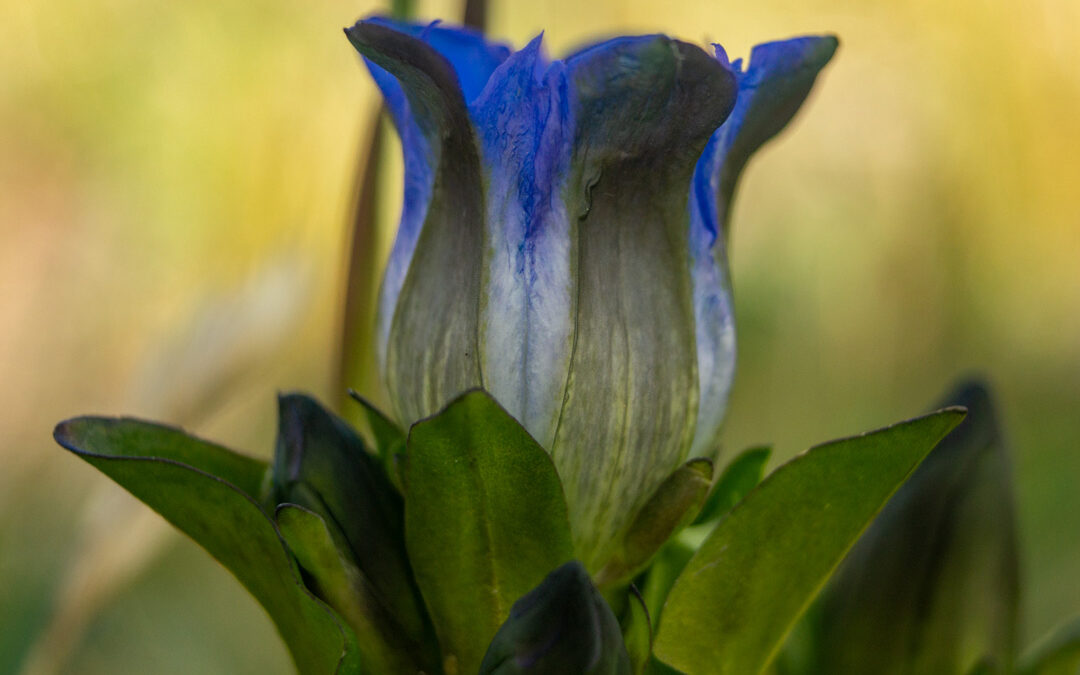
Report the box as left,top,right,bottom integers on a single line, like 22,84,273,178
2,0,1078,671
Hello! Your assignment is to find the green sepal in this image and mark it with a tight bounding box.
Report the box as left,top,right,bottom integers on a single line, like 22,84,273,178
52,417,362,674
271,393,429,646
404,390,575,675
786,381,1020,675
478,561,631,675
1017,615,1080,675
694,445,771,525
275,503,438,674
653,407,966,675
632,446,771,635
596,459,713,588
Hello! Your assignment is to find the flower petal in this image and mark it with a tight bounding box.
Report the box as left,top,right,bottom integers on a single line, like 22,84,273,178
354,18,509,390
552,35,737,568
470,36,576,449
346,20,487,424
706,35,839,240
687,35,838,459
365,17,511,102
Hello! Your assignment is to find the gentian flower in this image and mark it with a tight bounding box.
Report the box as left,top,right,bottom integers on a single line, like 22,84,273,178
346,18,836,569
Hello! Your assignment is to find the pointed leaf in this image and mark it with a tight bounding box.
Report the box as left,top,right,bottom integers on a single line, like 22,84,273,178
348,389,408,492
638,537,697,633
694,445,771,524
479,561,631,675
348,389,406,458
53,417,361,674
1018,615,1080,675
275,503,435,674
795,381,1020,674
405,390,575,675
596,459,713,588
271,394,429,646
653,408,966,675
620,586,653,675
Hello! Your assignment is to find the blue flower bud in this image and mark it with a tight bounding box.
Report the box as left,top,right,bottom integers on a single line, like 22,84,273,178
346,18,836,568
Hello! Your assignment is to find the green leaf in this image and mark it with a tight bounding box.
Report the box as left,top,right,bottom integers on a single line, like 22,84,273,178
653,407,966,675
638,537,697,632
347,390,408,493
620,586,653,675
53,417,361,675
478,561,631,675
1017,614,1080,675
634,446,770,635
405,390,575,675
694,445,771,524
275,503,433,674
965,657,1005,675
271,394,430,649
596,459,713,589
348,389,405,458
791,381,1020,675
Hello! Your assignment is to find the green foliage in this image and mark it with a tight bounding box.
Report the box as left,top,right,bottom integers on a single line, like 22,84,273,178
596,459,713,589
1017,615,1080,675
348,390,405,455
348,389,407,491
653,408,966,675
479,561,631,675
403,390,576,675
275,503,427,673
638,537,697,634
58,381,1080,675
53,417,362,675
778,381,1020,675
636,446,772,634
271,394,430,654
694,445,771,525
619,587,653,675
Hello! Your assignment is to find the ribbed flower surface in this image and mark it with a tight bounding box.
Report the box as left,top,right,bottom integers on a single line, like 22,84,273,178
346,18,836,568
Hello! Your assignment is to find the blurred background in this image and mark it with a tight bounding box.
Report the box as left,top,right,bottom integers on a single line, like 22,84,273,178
2,0,1077,672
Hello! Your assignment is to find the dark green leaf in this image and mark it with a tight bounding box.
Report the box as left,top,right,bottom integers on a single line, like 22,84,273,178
53,417,361,674
694,445,771,524
347,390,407,494
647,657,683,674
276,503,433,674
620,586,653,675
965,657,1005,675
596,459,712,589
791,381,1020,675
653,408,966,675
348,389,405,459
479,561,631,675
405,390,575,675
272,394,430,648
1017,614,1080,675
